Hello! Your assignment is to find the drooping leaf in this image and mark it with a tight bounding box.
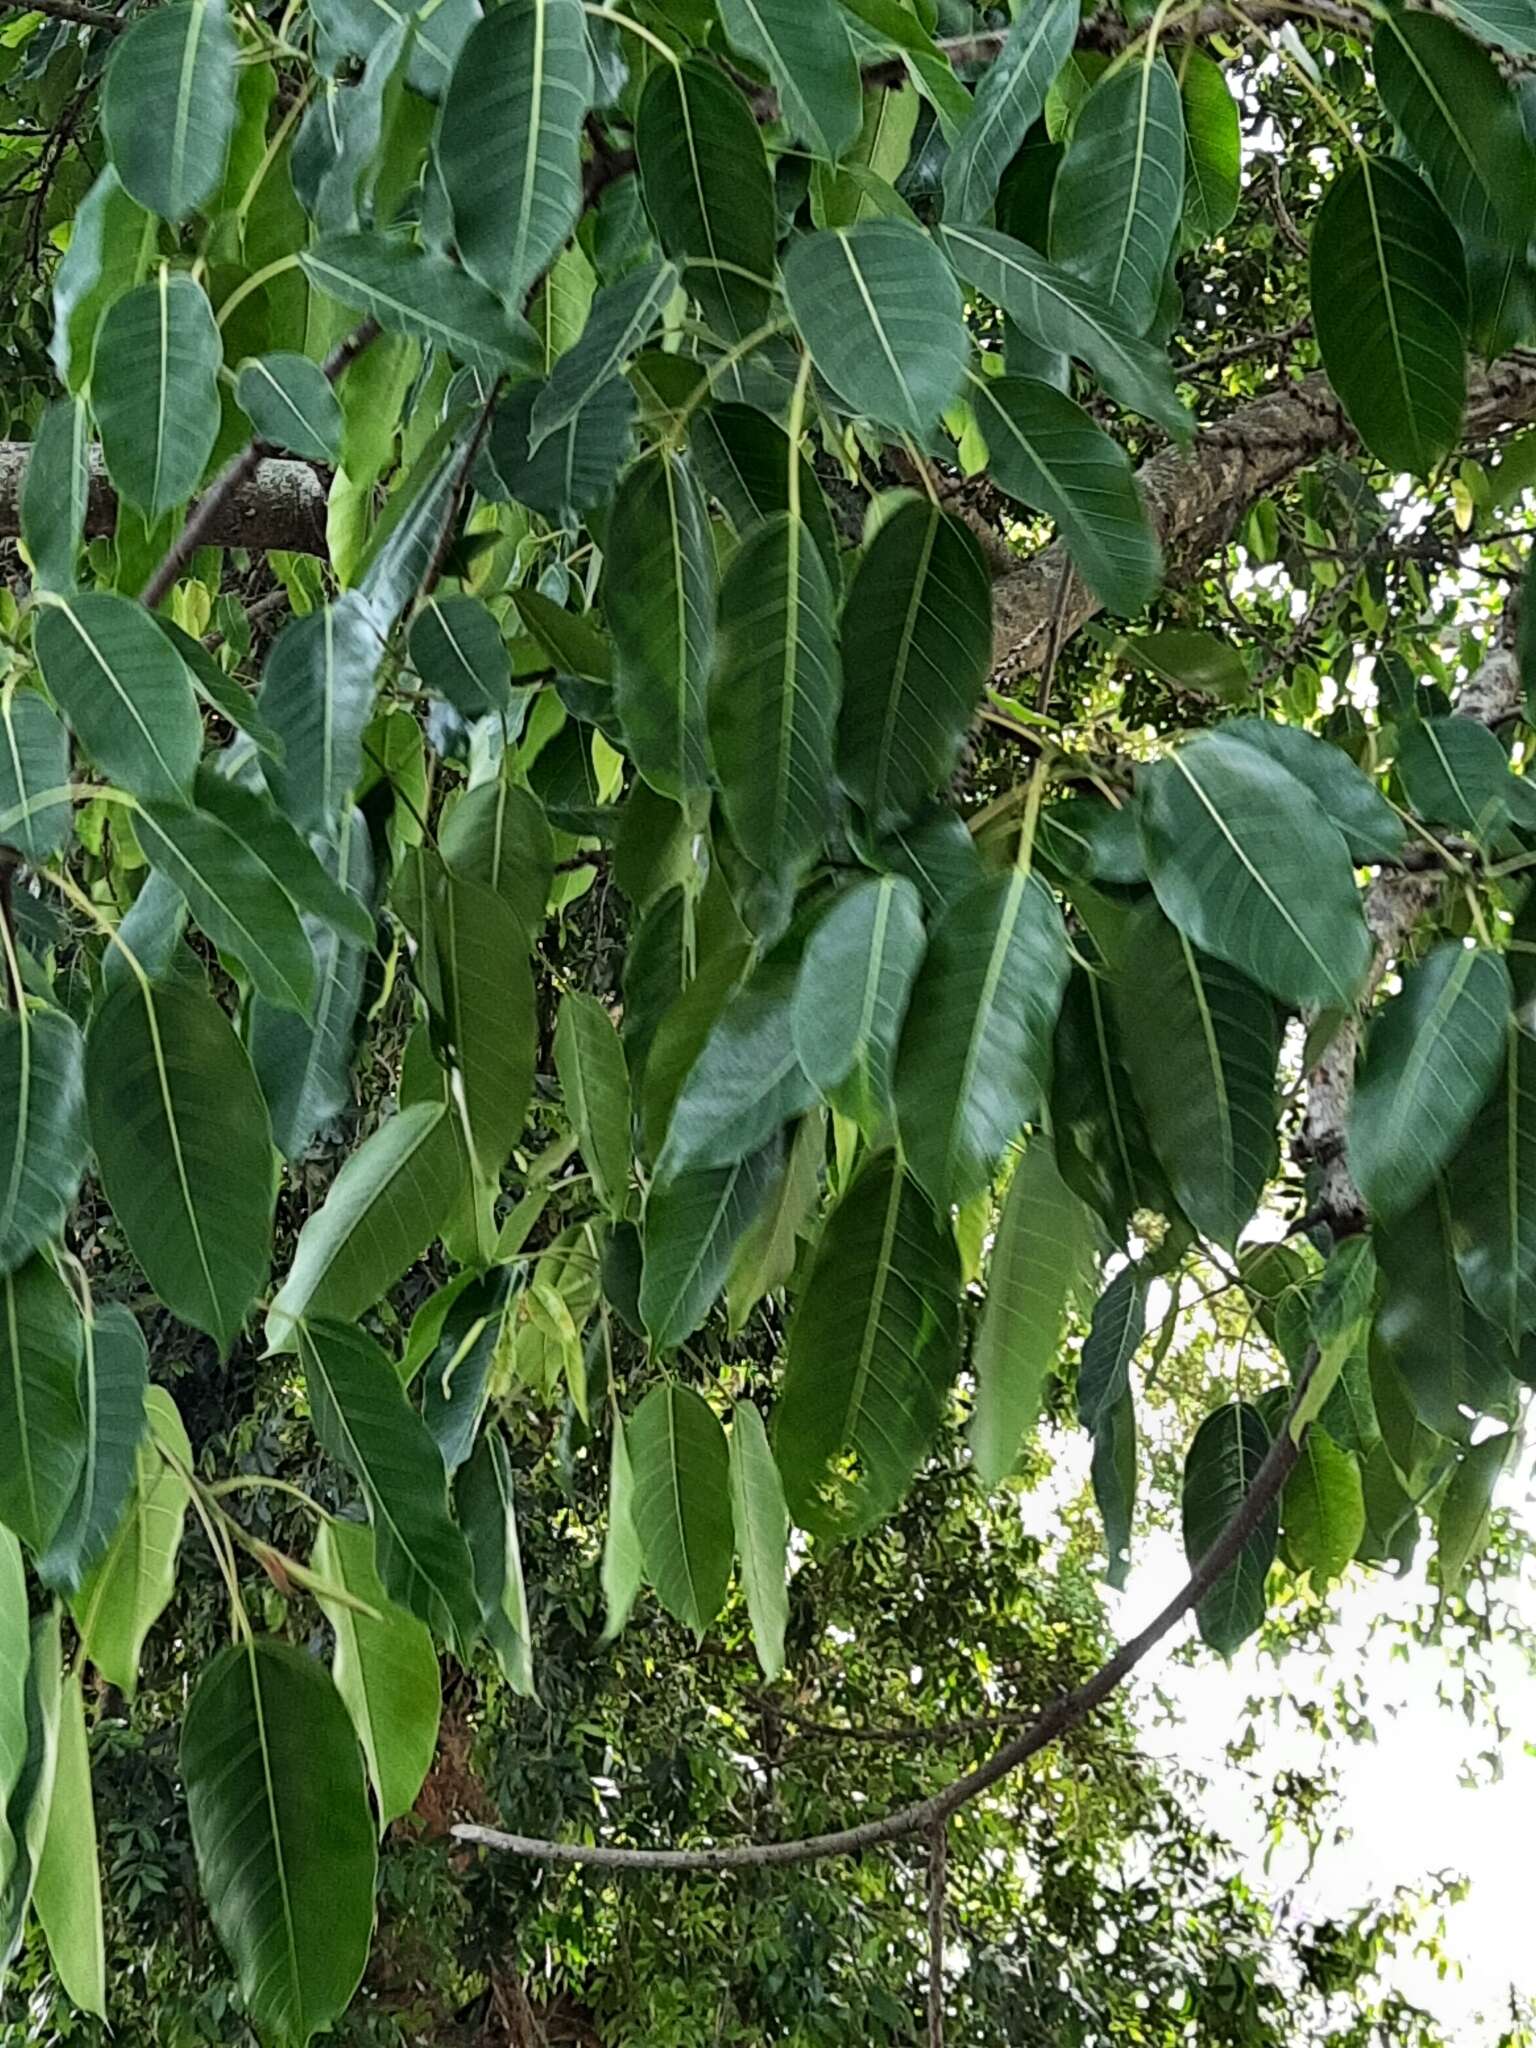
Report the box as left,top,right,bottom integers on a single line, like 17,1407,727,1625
1396,713,1512,835
302,233,541,376
31,1671,105,2020
727,1400,789,1681
1450,1015,1536,1342
0,1531,24,1900
554,992,631,1216
182,1638,377,2047
894,869,1069,1213
0,1006,87,1278
717,0,862,162
1137,728,1372,1010
532,259,679,447
1049,57,1185,334
600,1411,645,1642
639,1141,783,1352
301,1319,481,1648
20,398,89,596
783,221,970,440
456,1431,536,1695
35,1306,148,1598
235,352,344,462
91,273,222,523
1281,1428,1364,1584
35,592,201,804
658,955,817,1180
1218,716,1405,863
0,689,71,861
970,1142,1095,1487
86,978,274,1353
71,1387,191,1697
1077,1262,1148,1436
691,402,840,573
49,168,155,394
258,596,382,834
101,0,239,222
1373,12,1536,243
837,501,993,833
941,0,1079,223
627,1383,732,1637
1091,1386,1137,1590
964,371,1162,613
436,0,593,303
484,373,637,522
605,454,715,802
1181,1401,1277,1655
776,1150,961,1536
0,1609,60,1968
430,874,536,1181
312,1517,442,1829
1180,48,1241,246
408,597,513,719
1436,1430,1512,1592
1375,1180,1516,1442
0,1260,84,1556
791,875,925,1132
1309,156,1468,478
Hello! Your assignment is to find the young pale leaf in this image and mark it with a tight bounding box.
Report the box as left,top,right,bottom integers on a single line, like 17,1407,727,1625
894,870,1069,1213
91,274,222,523
137,802,318,1015
532,259,679,447
1373,12,1536,244
1112,905,1281,1250
1077,1263,1149,1436
1182,1402,1277,1655
1281,1428,1364,1584
658,956,817,1180
101,0,238,222
71,1387,191,1697
1180,49,1241,246
600,1411,645,1642
20,399,88,595
964,372,1162,613
408,597,513,719
777,1151,961,1536
1450,1016,1536,1342
1049,58,1185,334
554,992,631,1216
0,1260,84,1556
0,690,71,861
711,513,842,883
235,352,344,462
87,979,274,1353
938,226,1192,439
605,454,715,801
783,221,970,439
728,1401,789,1681
258,595,382,834
312,1517,442,1829
640,1142,783,1353
941,0,1078,222
35,1306,148,1598
0,1006,87,1278
628,1383,733,1638
456,1432,536,1695
302,233,542,376
31,1671,105,2020
300,1320,481,1648
182,1639,377,2048
970,1143,1095,1487
266,1103,462,1351
1348,942,1511,1223
35,592,201,804
717,0,862,162
1137,729,1372,1011
1309,157,1468,478
837,501,993,832
436,0,592,303
792,876,925,1131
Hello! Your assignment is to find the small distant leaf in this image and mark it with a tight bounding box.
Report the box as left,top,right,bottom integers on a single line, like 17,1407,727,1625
628,1383,732,1637
101,0,238,222
1182,1402,1277,1655
236,353,344,462
92,274,223,523
728,1401,790,1681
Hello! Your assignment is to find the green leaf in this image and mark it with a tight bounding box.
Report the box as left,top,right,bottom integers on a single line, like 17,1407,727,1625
1435,1430,1511,1592
894,870,1069,1212
1218,716,1405,863
0,1006,87,1278
717,0,862,162
36,1306,148,1597
837,501,992,832
137,801,317,1014
162,620,286,760
600,1412,645,1642
456,1431,536,1695
0,1260,84,1556
777,1150,960,1536
605,454,716,802
533,259,679,447
711,512,842,883
628,1383,732,1637
485,374,637,523
182,1638,377,2048
726,1108,824,1332
942,0,1079,222
193,769,375,945
1374,12,1536,243
258,596,382,834
266,1104,462,1350
236,352,344,462
0,689,70,861
1281,1428,1364,1584
1309,157,1468,478
1350,942,1510,1223
692,403,840,574
34,592,201,804
91,273,222,523
1049,58,1184,334
659,955,818,1180
1077,1262,1148,1436
49,168,155,395
554,992,631,1216
0,1532,26,1900
302,233,541,376
970,1143,1094,1486
436,0,592,303
432,873,536,1181
1137,729,1372,1010
87,978,274,1352
727,1400,789,1680
439,775,553,936
1450,1015,1536,1341
408,598,513,719
783,221,970,439
0,1609,60,1967
1376,1179,1515,1442
1091,1385,1137,1590
1112,904,1281,1249
1442,0,1536,52
312,1517,442,1828
1180,48,1241,246
1396,713,1512,835
792,876,925,1132
939,225,1191,439
21,398,89,596
1051,961,1166,1240
301,1319,480,1648
101,0,238,222
965,371,1161,612
636,61,776,344
639,1142,783,1352
72,1387,192,1697
32,1671,105,2020
1181,1401,1277,1655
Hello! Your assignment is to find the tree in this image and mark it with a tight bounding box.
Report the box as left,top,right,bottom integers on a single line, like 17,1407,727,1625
0,0,1533,2038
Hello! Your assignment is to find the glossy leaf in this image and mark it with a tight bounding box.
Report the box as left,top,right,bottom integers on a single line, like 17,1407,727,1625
302,233,541,376
792,875,925,1131
36,1305,148,1598
728,1400,789,1681
717,0,862,162
605,454,715,801
91,274,222,522
1182,1402,1277,1655
34,592,201,804
71,1387,191,1697
659,955,817,1179
1180,49,1241,245
236,352,344,462
1049,58,1185,334
0,1006,87,1277
1396,713,1512,835
554,992,631,1216
1218,716,1405,863
102,0,238,222
941,0,1079,222
1373,12,1536,243
640,1142,783,1352
628,1383,732,1637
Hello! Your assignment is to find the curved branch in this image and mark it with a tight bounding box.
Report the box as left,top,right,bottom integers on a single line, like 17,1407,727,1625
452,1359,1312,1874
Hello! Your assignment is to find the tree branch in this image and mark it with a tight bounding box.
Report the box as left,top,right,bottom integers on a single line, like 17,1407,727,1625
0,0,122,31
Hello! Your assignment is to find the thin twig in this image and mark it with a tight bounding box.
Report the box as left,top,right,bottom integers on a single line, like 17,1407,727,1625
0,0,123,30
